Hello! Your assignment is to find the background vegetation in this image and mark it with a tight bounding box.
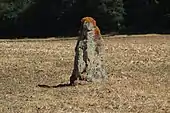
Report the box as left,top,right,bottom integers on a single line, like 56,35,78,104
0,0,170,37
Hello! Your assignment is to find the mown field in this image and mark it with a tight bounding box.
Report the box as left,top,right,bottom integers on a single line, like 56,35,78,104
0,35,170,113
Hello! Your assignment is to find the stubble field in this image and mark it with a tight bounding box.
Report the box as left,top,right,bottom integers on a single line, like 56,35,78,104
0,35,170,113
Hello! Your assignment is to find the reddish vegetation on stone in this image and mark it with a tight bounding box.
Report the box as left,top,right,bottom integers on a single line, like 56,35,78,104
70,17,107,85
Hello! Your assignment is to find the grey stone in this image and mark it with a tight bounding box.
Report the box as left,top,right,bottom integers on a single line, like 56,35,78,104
70,17,107,85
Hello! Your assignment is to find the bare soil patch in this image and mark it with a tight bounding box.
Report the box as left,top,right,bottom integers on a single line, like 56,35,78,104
0,35,169,113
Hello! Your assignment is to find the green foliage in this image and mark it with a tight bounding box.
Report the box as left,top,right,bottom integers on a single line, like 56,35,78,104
0,0,34,20
97,0,125,31
0,0,170,37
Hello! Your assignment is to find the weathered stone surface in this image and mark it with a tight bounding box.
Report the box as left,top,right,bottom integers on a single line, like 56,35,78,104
70,17,107,85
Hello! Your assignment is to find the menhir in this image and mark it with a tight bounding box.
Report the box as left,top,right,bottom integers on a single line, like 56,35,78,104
70,17,107,85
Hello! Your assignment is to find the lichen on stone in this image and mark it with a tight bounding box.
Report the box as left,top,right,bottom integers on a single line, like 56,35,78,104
70,17,107,85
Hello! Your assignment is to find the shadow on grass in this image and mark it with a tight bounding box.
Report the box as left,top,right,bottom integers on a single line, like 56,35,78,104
37,81,90,88
37,83,73,88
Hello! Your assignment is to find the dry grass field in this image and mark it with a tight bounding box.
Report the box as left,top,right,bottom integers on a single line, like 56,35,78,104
0,35,170,113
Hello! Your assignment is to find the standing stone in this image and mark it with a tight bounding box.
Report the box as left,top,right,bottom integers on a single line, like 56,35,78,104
70,17,107,85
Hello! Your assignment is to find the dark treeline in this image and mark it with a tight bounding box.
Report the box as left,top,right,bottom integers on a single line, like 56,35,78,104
0,0,170,38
